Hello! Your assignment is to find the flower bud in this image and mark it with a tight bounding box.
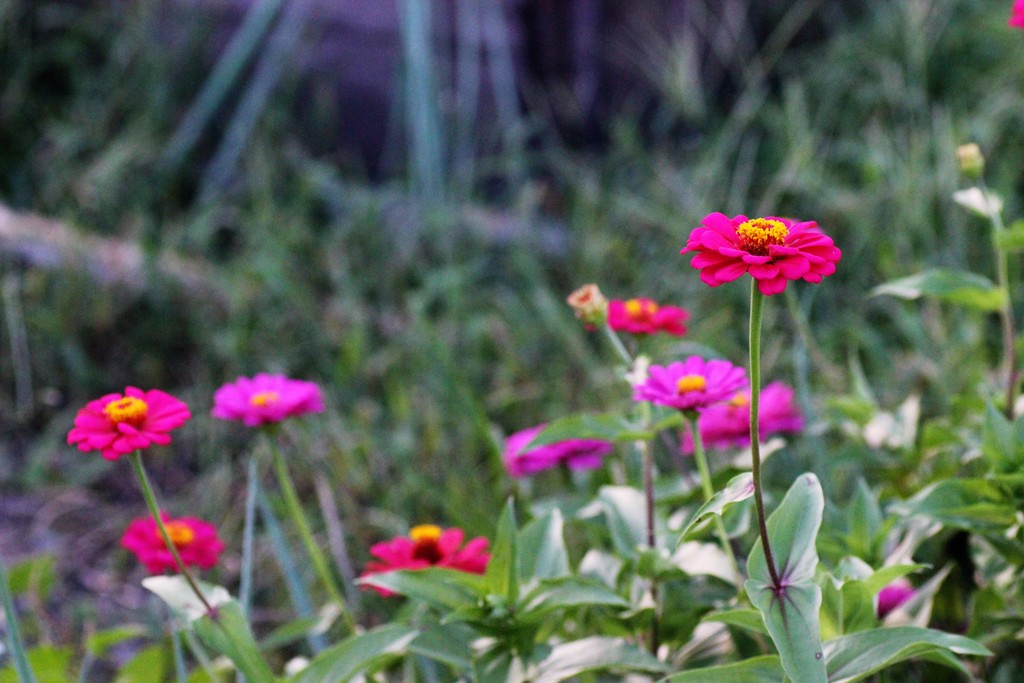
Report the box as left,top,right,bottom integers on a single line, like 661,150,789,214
956,143,985,180
566,283,608,326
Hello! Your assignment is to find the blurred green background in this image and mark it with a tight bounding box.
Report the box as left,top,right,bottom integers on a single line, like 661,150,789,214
1,0,1023,641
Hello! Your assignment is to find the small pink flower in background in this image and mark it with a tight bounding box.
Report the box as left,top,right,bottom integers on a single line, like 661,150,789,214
681,381,804,452
1010,0,1024,27
567,283,609,327
608,298,689,336
681,213,841,295
121,513,225,574
877,577,916,618
67,387,191,461
360,525,490,596
503,425,614,477
212,373,324,426
633,356,747,413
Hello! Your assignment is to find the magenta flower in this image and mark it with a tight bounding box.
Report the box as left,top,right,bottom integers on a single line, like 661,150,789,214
1011,0,1024,27
503,425,614,477
67,387,191,461
877,577,916,618
681,381,804,452
681,213,841,295
633,356,747,413
607,297,689,336
360,525,490,596
121,512,225,574
212,373,324,427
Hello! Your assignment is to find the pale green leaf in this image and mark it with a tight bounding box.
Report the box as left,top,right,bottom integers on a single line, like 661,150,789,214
870,268,1006,311
292,624,418,683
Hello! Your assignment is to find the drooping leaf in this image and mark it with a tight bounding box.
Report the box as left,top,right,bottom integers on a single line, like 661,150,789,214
355,568,486,610
892,478,1016,531
870,268,1006,311
486,498,519,603
664,655,784,682
530,636,667,682
745,473,827,683
142,576,232,624
292,624,418,683
824,626,991,683
193,602,277,683
520,577,629,617
518,509,570,581
678,472,754,543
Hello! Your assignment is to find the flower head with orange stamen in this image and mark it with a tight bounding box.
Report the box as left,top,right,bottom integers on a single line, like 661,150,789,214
502,424,614,478
212,373,324,427
360,526,490,596
633,356,747,413
680,381,803,453
608,297,688,336
67,387,191,461
121,512,225,574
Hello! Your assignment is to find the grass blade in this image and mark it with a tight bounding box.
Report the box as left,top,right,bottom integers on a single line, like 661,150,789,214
0,551,37,683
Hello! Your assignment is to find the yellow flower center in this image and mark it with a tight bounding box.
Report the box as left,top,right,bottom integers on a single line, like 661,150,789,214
736,218,789,255
676,375,707,394
103,396,149,426
729,392,749,407
162,521,195,547
624,298,658,320
409,524,443,544
250,390,280,407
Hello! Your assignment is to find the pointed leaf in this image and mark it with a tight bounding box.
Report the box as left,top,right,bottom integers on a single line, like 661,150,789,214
745,473,827,683
530,637,667,682
355,568,485,610
526,414,651,446
824,626,991,683
292,624,418,683
664,655,784,682
983,402,1021,470
193,602,277,682
142,576,232,623
486,498,519,602
678,472,754,543
518,509,570,581
892,478,1016,531
870,268,1006,311
597,486,647,556
700,607,769,636
520,577,629,617
407,623,474,670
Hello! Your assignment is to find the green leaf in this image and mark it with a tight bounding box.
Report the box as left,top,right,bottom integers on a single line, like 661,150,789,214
292,624,418,683
870,268,1006,311
518,509,570,581
193,602,277,683
998,219,1024,251
113,644,167,683
821,575,874,639
745,473,827,683
530,637,667,682
597,486,647,556
86,624,148,657
824,626,991,683
983,402,1021,470
678,472,754,543
486,498,519,603
7,555,56,601
664,655,784,682
355,568,485,610
700,607,769,636
258,606,338,651
520,577,629,617
892,478,1017,531
0,646,70,683
526,414,651,446
407,623,474,670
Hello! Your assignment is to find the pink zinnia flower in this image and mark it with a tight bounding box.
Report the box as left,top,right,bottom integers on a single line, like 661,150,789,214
877,577,916,618
121,512,225,574
681,213,842,295
607,298,688,336
360,525,490,596
211,373,324,427
503,425,614,477
67,387,191,461
633,356,747,413
681,381,804,452
1011,0,1024,27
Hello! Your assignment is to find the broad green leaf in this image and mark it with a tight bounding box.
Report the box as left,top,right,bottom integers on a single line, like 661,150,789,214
678,472,754,543
407,623,474,670
520,577,629,617
824,626,991,683
983,402,1021,470
292,624,418,683
664,655,784,682
746,473,827,683
193,602,277,683
998,219,1024,251
86,624,148,657
846,479,883,555
526,414,651,447
113,644,167,683
8,555,56,601
597,486,647,556
892,478,1016,531
860,564,926,595
518,509,570,581
870,268,1006,311
355,568,485,610
530,636,667,682
821,575,874,639
0,646,70,683
486,498,519,602
700,607,769,636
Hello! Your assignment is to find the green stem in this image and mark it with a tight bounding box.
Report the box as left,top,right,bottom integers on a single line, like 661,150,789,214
268,439,357,634
0,549,36,683
129,452,215,615
686,416,743,589
602,322,634,366
981,179,1019,418
749,282,782,589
